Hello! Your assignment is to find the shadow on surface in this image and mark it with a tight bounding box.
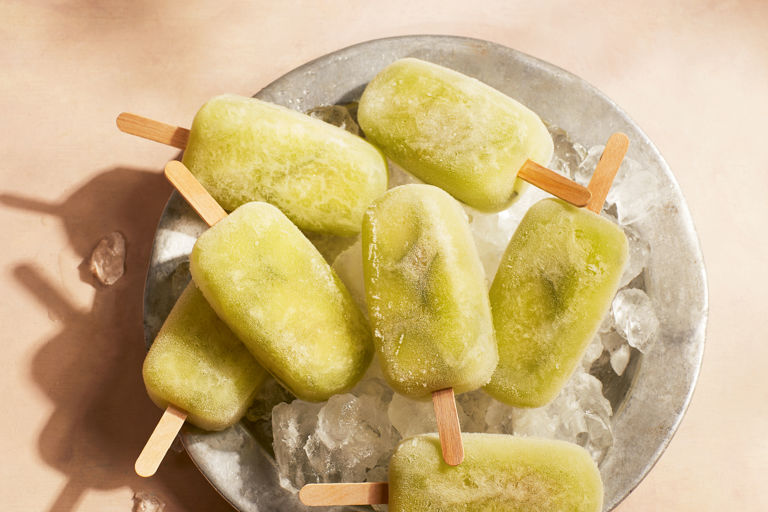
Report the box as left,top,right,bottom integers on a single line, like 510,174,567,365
2,167,232,511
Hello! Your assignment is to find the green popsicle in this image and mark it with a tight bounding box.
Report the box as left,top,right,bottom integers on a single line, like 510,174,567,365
358,58,554,211
181,94,388,236
388,433,603,512
142,283,267,431
190,201,373,402
362,184,497,399
485,198,628,407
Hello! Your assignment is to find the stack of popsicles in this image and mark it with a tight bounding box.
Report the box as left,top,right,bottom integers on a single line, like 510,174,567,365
134,97,385,474
124,57,631,510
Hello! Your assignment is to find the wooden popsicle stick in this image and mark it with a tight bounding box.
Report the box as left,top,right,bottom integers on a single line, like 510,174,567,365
135,405,187,477
432,387,464,466
299,482,389,506
116,112,190,149
164,160,228,226
586,133,630,213
517,159,591,207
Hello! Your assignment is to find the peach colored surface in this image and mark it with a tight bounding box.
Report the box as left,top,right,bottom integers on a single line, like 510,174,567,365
2,1,766,510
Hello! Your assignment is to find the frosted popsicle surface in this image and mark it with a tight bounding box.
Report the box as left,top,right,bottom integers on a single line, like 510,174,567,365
486,198,628,407
358,58,553,212
389,433,603,512
190,202,373,402
142,283,267,431
182,94,388,236
362,185,497,398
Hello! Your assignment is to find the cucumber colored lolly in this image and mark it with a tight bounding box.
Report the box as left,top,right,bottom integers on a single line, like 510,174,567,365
389,433,603,512
485,198,628,407
182,94,388,236
142,283,268,431
362,184,497,399
190,201,373,402
358,58,554,212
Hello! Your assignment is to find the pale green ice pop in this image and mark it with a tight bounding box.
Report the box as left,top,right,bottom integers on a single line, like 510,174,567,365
388,433,603,512
358,58,554,212
362,184,497,399
190,201,373,402
181,94,388,236
485,198,628,407
142,283,268,431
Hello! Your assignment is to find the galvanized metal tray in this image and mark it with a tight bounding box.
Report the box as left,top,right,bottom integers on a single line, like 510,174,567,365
143,35,707,511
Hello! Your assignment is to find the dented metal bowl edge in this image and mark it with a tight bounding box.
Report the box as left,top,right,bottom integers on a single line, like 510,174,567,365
142,35,707,511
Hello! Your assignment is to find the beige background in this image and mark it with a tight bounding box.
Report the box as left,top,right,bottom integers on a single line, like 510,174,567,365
2,0,766,510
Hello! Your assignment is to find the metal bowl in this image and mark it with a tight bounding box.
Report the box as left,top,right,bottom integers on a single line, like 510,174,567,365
143,35,707,511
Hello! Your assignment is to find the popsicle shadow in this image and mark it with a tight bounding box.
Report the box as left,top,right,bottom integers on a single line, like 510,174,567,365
2,168,232,512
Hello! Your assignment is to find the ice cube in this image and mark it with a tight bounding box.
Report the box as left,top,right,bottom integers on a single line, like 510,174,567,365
610,344,631,376
574,145,605,185
89,231,126,285
387,393,436,438
600,329,632,376
466,197,538,282
612,288,660,352
466,210,509,281
599,310,615,333
619,224,651,288
132,491,165,512
575,147,654,224
513,368,613,463
272,399,322,491
547,125,587,180
349,360,393,399
272,366,398,494
582,334,605,370
612,168,660,225
455,389,496,432
331,239,367,313
306,104,361,136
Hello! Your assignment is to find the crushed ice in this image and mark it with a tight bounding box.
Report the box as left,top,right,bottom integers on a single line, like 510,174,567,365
271,364,396,492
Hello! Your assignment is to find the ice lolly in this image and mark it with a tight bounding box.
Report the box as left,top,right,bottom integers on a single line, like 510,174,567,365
362,184,497,398
299,433,603,512
358,58,589,211
137,283,267,476
117,94,388,236
169,160,373,403
362,184,497,464
142,283,268,431
485,134,629,407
